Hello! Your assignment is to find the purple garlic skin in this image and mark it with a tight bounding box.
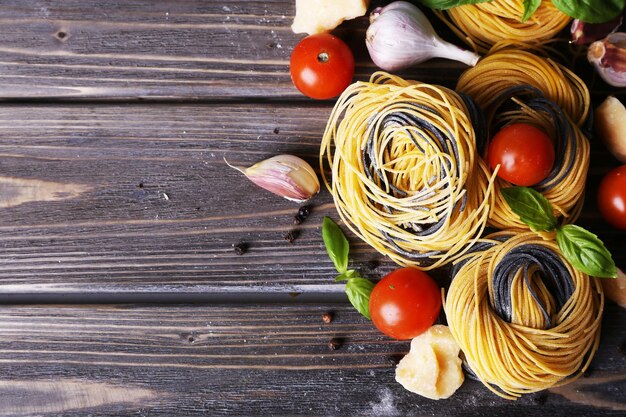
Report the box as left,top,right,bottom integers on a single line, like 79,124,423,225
366,1,480,72
588,32,626,87
226,155,320,203
571,16,622,45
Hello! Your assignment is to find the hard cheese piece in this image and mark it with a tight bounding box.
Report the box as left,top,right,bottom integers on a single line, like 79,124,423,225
291,0,369,35
395,325,464,400
596,96,626,163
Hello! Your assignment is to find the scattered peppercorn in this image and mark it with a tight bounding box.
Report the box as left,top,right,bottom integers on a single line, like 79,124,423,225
233,242,248,255
284,229,300,243
322,312,333,324
273,127,280,134
328,338,341,350
298,205,311,218
366,259,380,270
294,205,312,224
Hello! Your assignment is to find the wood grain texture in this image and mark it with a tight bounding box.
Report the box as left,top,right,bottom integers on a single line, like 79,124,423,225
0,103,386,296
0,103,623,297
0,304,624,416
0,0,620,100
0,0,462,99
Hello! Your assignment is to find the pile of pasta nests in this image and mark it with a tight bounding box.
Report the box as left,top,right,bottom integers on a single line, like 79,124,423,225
319,2,604,399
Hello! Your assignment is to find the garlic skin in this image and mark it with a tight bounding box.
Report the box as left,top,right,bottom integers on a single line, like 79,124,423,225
366,1,480,72
588,33,626,87
571,16,622,45
226,155,320,203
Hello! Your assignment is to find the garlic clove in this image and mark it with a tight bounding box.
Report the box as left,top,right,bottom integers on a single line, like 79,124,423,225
226,155,320,203
588,33,626,87
571,16,622,45
595,96,626,163
365,1,480,72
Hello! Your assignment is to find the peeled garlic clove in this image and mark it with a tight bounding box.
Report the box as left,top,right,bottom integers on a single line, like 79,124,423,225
602,267,626,308
595,96,626,163
571,16,622,45
366,1,480,72
588,33,626,87
226,155,320,203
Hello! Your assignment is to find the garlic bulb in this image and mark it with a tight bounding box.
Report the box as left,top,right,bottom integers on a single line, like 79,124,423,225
226,155,320,203
588,33,626,87
366,1,480,72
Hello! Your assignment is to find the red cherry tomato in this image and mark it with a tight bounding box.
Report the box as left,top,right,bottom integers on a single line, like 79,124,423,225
487,123,555,186
289,33,354,100
598,165,626,229
369,268,441,340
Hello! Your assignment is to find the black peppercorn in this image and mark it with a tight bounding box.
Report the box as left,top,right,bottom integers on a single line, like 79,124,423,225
233,242,248,255
284,230,300,243
328,338,341,350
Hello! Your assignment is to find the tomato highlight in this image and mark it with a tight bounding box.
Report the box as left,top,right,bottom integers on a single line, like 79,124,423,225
598,164,626,229
289,33,354,100
487,123,555,186
369,268,441,340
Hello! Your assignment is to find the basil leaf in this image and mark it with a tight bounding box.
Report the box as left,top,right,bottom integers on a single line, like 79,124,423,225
556,224,617,278
416,0,491,10
322,216,349,274
551,0,625,24
335,269,358,282
522,0,541,22
345,277,375,320
501,187,557,232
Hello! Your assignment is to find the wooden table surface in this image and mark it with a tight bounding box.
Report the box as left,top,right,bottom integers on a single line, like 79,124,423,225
0,1,624,416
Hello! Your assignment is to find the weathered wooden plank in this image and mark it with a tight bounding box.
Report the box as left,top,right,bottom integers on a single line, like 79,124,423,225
0,304,623,416
0,0,470,100
0,103,623,297
0,103,390,297
0,0,618,100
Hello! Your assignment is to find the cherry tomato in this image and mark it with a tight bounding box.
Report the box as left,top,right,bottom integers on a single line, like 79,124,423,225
289,33,354,100
369,268,441,340
598,164,626,229
487,123,555,186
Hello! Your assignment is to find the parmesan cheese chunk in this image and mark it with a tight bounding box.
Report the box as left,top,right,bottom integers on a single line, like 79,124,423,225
395,325,464,400
291,0,369,35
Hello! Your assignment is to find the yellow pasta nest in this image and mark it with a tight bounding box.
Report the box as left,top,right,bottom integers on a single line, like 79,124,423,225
457,49,591,229
437,0,571,53
320,72,495,269
445,232,603,399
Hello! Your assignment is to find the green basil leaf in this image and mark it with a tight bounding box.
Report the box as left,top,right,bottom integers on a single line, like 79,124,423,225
522,0,541,22
551,0,625,24
556,224,617,278
345,277,375,320
501,187,557,232
416,0,491,10
335,269,358,282
322,216,349,274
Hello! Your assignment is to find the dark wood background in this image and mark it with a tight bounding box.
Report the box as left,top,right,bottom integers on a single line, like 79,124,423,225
0,1,624,416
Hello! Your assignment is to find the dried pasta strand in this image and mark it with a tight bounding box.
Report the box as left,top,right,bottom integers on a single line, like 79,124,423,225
445,232,603,399
319,72,495,269
436,0,571,54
